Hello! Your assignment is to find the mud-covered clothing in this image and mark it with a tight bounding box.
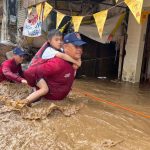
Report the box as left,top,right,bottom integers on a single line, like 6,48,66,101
0,59,24,83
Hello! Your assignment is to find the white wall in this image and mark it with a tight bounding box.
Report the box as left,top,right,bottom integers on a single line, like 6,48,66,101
122,10,148,83
143,1,150,7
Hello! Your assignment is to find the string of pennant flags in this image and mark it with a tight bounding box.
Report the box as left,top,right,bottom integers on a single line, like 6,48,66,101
26,0,144,38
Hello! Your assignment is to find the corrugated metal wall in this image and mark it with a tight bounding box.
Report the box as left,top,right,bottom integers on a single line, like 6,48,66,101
0,0,3,24
17,0,26,28
23,0,46,8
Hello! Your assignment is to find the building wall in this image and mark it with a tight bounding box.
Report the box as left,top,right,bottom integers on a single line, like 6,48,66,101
18,0,26,28
1,0,8,42
122,2,149,83
23,0,46,8
0,0,3,23
0,0,3,40
143,1,150,7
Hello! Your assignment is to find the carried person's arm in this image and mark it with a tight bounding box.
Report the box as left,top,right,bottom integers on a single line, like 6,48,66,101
56,52,81,67
42,47,81,68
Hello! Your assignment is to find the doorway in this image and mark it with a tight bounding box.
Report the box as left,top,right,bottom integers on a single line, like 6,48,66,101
140,15,150,82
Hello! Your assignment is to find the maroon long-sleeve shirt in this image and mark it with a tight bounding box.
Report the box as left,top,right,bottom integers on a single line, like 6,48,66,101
24,57,75,100
0,59,24,83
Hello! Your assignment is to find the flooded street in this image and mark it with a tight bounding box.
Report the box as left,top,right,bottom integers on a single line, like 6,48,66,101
0,79,150,150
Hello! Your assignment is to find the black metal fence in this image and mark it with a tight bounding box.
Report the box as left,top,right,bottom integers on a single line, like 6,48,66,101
77,35,119,79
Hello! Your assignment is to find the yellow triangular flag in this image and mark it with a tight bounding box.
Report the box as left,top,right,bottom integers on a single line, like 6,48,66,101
28,7,32,15
43,2,53,21
36,3,42,19
125,0,144,24
72,16,84,32
56,12,65,29
116,0,118,3
93,10,108,38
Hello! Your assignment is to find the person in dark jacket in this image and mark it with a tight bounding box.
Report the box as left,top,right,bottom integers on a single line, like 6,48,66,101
0,47,27,84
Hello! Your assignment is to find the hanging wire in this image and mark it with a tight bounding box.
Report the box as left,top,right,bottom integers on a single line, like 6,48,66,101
49,1,125,17
30,1,126,18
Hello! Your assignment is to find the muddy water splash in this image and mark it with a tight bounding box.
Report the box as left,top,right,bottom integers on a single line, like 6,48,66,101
0,82,83,120
0,80,150,149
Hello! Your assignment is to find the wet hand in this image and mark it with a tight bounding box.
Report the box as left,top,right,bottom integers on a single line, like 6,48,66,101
15,99,29,109
21,79,28,84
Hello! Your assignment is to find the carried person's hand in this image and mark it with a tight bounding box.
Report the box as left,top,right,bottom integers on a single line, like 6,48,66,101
21,79,28,84
73,64,78,70
76,60,82,67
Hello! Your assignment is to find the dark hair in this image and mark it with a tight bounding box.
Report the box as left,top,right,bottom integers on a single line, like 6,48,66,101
47,29,62,40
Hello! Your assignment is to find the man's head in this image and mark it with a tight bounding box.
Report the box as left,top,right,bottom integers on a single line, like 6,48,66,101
13,47,27,64
47,29,63,50
63,32,86,60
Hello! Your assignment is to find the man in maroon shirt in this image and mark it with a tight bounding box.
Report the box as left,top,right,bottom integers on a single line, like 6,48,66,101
23,32,86,105
0,47,27,84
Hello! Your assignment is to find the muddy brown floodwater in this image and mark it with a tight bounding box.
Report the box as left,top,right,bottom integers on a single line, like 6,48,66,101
0,79,150,150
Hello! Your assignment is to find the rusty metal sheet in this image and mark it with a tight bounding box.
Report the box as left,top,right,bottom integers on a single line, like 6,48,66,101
23,0,46,8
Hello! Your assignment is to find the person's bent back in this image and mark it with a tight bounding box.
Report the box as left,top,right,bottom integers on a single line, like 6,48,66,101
21,32,86,106
0,47,28,84
24,57,75,100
